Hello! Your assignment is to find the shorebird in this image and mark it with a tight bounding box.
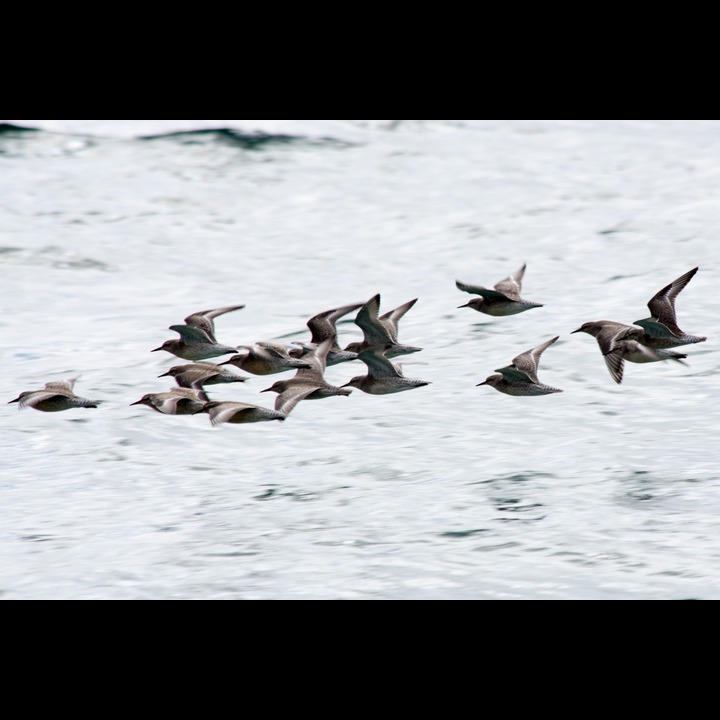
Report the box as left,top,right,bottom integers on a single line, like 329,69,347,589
477,336,563,395
456,263,543,316
159,361,248,392
341,345,430,394
261,339,353,400
198,386,316,425
344,294,422,358
151,305,244,360
632,267,706,349
8,379,100,412
571,321,688,384
290,302,364,365
130,387,207,415
220,342,312,376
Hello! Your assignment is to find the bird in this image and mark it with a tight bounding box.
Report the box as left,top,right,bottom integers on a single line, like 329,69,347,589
344,294,422,358
456,263,543,316
477,336,563,395
198,385,316,425
130,387,207,415
341,344,430,394
632,267,706,348
261,338,352,400
158,361,248,392
220,342,312,375
289,302,364,365
151,305,244,360
8,379,100,412
571,321,688,384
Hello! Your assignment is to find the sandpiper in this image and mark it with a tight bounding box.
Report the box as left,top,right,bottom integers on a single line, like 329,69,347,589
261,338,353,400
198,385,316,425
456,263,543,316
571,321,688,384
8,379,100,412
344,294,422,358
341,344,430,394
130,387,207,415
290,302,364,365
477,336,563,395
633,267,706,348
151,305,244,360
220,342,312,375
159,361,248,392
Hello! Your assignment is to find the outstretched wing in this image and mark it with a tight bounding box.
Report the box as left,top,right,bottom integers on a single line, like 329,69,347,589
306,303,364,344
645,267,698,336
456,280,515,303
184,305,245,342
355,294,393,345
500,336,558,383
275,386,317,416
380,298,418,339
169,324,214,343
493,263,526,300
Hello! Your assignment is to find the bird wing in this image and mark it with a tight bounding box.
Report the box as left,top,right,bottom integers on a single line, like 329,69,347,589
18,391,67,409
355,294,392,344
169,324,214,343
493,275,523,301
357,346,403,378
275,385,317,416
634,318,679,339
44,379,77,392
646,267,698,336
603,351,625,385
206,401,258,425
380,298,418,339
505,336,559,383
294,337,333,381
306,303,364,344
184,305,245,342
455,280,515,303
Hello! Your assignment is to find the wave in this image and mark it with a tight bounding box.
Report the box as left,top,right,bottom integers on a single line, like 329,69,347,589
0,119,393,142
0,122,40,134
138,127,354,150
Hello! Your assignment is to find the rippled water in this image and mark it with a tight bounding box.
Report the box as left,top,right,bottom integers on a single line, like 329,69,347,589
1,119,718,599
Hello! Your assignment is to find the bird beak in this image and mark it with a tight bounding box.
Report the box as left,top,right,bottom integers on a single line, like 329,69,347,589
476,381,488,386
151,346,163,352
129,399,144,406
259,387,272,393
570,328,582,334
8,397,20,404
158,370,171,377
457,303,470,308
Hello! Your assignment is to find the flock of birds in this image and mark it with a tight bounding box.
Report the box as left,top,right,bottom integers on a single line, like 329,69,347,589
8,264,707,422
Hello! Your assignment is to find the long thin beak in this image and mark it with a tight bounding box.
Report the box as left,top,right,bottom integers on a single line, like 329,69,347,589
151,346,163,352
158,371,171,377
129,400,144,406
570,328,582,334
457,303,470,308
8,397,20,404
259,387,272,393
476,381,488,386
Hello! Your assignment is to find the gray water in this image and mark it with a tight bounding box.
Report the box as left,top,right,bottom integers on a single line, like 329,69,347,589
1,119,718,599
